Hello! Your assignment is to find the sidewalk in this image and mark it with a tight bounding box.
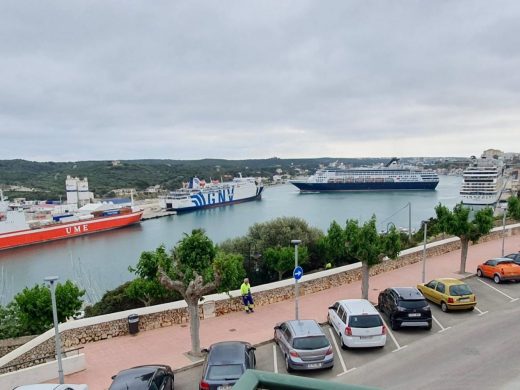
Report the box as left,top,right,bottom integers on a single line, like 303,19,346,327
65,235,520,389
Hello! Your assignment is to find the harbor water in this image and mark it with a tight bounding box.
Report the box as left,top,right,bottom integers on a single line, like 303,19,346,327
0,176,462,305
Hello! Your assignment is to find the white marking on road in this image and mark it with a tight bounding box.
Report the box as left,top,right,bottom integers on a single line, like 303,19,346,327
474,306,488,316
328,327,348,375
380,318,407,352
337,367,357,377
477,278,518,301
432,314,451,333
272,345,278,374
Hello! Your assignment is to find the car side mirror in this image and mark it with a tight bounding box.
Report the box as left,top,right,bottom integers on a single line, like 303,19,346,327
249,346,256,351
111,375,116,380
328,306,334,310
201,348,209,353
274,325,280,330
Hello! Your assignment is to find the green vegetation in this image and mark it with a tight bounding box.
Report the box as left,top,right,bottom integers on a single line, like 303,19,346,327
435,203,494,273
0,281,84,338
158,229,245,356
508,195,520,220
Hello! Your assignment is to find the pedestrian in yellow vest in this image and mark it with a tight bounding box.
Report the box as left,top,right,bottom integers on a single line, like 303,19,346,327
240,278,254,313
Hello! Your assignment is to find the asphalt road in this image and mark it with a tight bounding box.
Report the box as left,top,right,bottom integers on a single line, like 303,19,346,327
174,276,520,389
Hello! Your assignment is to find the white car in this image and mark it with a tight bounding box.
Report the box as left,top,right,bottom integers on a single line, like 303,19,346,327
13,384,88,390
328,299,386,348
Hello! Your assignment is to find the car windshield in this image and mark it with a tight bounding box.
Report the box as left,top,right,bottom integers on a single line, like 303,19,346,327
292,335,329,350
348,314,383,328
207,364,244,380
398,299,428,309
449,284,472,296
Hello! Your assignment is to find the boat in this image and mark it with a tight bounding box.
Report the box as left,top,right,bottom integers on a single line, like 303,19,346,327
460,156,506,206
289,158,439,192
0,191,143,251
159,175,264,212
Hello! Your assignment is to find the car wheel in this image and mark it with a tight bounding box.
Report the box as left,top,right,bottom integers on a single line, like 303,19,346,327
441,302,449,312
285,355,293,373
493,274,501,284
327,313,331,325
340,336,347,350
476,269,483,277
468,306,475,311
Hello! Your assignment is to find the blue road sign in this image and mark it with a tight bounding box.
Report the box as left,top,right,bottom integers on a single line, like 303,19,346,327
293,266,303,280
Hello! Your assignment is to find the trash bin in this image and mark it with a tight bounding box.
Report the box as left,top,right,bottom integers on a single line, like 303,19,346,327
128,314,139,335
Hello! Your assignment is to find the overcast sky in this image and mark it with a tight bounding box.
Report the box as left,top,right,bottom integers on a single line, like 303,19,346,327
1,1,519,162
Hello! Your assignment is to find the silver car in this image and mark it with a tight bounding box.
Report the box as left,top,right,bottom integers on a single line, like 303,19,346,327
274,319,334,372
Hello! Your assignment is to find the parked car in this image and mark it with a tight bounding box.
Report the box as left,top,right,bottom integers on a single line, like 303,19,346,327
477,257,520,283
378,287,432,330
504,252,520,265
274,319,334,372
199,341,256,390
109,365,174,390
327,299,386,348
13,385,88,390
417,278,476,312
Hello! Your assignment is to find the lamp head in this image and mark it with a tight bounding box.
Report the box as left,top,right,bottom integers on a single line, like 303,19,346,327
291,239,301,245
44,276,59,284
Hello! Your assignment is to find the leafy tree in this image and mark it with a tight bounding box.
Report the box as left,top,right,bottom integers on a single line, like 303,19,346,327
264,246,309,280
507,196,520,220
84,282,142,317
14,281,85,335
126,245,180,306
158,229,245,356
324,220,348,266
435,203,494,273
0,303,22,339
344,216,401,299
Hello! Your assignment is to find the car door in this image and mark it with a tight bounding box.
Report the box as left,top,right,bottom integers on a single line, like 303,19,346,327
434,282,446,304
421,281,437,301
328,302,341,333
277,323,291,356
378,290,388,314
481,260,496,277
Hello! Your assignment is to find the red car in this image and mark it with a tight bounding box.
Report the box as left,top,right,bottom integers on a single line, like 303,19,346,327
477,257,520,284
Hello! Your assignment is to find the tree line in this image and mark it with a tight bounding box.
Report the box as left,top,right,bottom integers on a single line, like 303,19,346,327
1,196,519,346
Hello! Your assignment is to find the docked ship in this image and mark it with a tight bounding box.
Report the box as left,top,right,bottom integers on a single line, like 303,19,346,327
159,175,264,212
0,179,143,251
460,156,506,206
290,158,439,192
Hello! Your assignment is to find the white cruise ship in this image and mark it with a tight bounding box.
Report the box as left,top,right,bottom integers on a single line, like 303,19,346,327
460,157,506,206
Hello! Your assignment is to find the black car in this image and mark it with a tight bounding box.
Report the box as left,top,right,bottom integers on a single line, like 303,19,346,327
109,364,174,390
378,287,432,330
505,252,520,265
199,341,256,390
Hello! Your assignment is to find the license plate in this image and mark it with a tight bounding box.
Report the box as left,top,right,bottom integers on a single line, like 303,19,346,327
459,298,470,302
360,336,373,339
408,313,421,317
218,386,232,390
307,363,322,368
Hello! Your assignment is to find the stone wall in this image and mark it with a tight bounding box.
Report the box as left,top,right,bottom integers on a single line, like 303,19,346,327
0,337,35,361
2,224,519,371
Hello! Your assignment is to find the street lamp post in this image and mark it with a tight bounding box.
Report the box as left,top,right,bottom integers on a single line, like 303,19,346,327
421,221,428,283
501,206,507,257
44,276,64,384
291,239,301,320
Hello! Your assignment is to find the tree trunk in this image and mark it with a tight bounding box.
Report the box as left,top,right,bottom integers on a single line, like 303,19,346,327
361,261,369,300
459,237,469,274
187,299,202,357
278,271,283,281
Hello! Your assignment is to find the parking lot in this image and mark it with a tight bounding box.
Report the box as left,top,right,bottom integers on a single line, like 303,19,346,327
174,275,520,389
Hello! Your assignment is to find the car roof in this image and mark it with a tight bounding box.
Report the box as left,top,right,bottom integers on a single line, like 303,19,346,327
433,278,466,286
336,299,378,315
110,365,170,390
208,341,250,364
285,319,324,337
391,287,425,300
489,257,516,263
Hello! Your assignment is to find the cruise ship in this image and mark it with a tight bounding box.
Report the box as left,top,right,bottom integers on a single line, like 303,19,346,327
289,158,439,192
460,157,506,206
159,175,263,212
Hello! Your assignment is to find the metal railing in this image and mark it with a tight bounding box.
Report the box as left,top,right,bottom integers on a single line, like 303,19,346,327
0,346,84,374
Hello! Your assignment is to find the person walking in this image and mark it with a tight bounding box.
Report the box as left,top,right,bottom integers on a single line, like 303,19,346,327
240,278,254,313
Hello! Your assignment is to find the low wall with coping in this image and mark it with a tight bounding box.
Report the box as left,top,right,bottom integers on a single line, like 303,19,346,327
1,223,519,372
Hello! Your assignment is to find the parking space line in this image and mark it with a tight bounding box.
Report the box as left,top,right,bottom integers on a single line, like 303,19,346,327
477,278,518,301
272,345,278,374
474,306,488,316
328,328,348,375
432,314,451,333
380,318,407,352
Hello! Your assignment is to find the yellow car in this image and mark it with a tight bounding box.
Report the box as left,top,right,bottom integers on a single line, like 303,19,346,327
417,278,476,312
